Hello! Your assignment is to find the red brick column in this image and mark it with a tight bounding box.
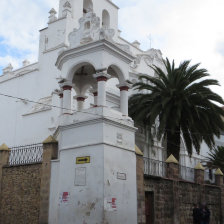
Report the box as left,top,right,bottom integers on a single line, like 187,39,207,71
194,163,205,184
39,136,58,224
135,145,145,224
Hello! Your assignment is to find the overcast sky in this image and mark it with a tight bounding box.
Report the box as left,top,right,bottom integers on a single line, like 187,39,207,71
0,0,223,97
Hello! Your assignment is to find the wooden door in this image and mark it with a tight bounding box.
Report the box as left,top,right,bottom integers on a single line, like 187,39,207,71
145,192,154,224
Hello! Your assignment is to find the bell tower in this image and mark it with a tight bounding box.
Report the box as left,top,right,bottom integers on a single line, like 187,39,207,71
48,1,137,223
58,0,119,32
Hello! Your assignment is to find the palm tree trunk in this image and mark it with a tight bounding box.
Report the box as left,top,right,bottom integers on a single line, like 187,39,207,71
166,126,181,161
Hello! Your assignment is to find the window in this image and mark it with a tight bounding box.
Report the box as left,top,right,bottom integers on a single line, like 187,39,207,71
102,10,110,28
83,0,93,14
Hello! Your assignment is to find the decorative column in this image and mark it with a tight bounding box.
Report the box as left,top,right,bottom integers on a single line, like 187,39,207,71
60,81,73,115
117,82,131,116
94,72,110,107
90,89,98,107
166,154,179,179
74,95,87,111
39,136,58,224
194,162,205,184
59,91,63,115
93,92,98,107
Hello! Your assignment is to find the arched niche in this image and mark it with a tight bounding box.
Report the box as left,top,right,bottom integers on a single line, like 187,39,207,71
72,62,97,96
83,0,93,14
107,64,125,84
106,78,120,110
69,62,97,110
102,9,110,28
106,65,126,111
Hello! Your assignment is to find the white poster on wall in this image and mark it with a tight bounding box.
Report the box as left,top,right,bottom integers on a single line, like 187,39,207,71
75,167,86,186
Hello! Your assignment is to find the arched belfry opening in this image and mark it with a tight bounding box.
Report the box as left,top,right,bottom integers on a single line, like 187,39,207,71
106,65,130,116
83,0,93,14
107,65,124,83
58,58,131,116
106,66,120,110
72,63,97,110
102,10,110,28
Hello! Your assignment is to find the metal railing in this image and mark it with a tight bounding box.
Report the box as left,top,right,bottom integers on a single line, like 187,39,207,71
9,143,43,166
144,157,195,182
179,165,195,182
144,157,167,177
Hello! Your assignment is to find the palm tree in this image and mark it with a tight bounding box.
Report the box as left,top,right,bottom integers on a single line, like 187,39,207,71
129,58,224,160
206,146,224,172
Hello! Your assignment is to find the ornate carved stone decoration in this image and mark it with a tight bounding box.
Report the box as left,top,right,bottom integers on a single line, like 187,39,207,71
63,1,71,8
68,11,115,48
131,49,163,69
48,8,57,23
144,49,163,66
62,1,72,17
3,63,13,75
23,60,30,67
99,28,115,41
23,96,52,116
130,55,142,69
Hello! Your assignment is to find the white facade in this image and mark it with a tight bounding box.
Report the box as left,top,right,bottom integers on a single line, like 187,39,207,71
0,0,219,171
0,0,159,144
49,108,137,223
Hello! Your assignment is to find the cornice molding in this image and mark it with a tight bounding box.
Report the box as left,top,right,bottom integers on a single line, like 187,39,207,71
55,117,136,137
56,39,135,70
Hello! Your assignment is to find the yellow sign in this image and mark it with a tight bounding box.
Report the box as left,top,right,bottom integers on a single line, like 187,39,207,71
76,156,90,164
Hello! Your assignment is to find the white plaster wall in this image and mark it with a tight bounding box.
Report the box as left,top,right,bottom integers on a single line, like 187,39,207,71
0,0,215,167
0,0,160,147
93,0,118,34
57,146,104,224
48,110,137,224
0,65,60,145
49,160,60,224
0,17,77,146
179,134,224,168
103,145,137,224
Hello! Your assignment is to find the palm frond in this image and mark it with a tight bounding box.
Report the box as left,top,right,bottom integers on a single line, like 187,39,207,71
129,58,224,159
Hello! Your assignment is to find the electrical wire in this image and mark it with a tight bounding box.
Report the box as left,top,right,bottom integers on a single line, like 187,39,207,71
0,92,125,123
0,92,223,136
0,92,215,161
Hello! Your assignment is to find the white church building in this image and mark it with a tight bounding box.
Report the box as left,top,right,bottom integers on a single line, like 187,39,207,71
1,0,224,223
0,0,219,183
